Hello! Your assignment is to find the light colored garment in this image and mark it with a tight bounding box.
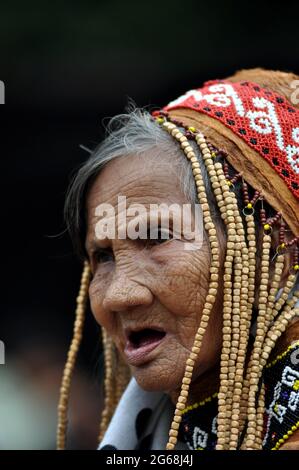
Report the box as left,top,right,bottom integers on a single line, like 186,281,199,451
98,377,188,450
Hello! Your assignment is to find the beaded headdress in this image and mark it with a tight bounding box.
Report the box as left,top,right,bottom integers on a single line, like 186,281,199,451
57,69,299,451
156,78,299,235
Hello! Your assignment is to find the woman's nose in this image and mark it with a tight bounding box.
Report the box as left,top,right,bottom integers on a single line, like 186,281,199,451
102,273,153,313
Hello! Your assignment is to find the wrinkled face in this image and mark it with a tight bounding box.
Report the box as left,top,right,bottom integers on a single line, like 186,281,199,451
85,151,223,395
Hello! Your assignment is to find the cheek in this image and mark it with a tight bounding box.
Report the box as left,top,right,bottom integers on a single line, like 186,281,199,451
154,246,211,321
149,246,211,353
88,274,112,330
89,278,124,351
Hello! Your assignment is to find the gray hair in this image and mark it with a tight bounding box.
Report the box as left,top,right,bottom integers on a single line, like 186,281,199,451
64,108,238,258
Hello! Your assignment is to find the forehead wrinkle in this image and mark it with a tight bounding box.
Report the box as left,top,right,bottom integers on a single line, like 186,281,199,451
87,172,187,226
85,154,190,251
88,170,177,208
87,151,180,203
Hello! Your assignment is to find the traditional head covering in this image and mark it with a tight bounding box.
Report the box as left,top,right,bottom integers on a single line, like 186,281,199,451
156,68,299,235
57,69,299,451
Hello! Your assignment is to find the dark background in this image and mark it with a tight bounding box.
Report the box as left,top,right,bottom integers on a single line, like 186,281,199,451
0,0,298,449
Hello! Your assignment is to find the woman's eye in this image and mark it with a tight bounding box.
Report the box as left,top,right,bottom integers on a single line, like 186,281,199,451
145,227,173,247
94,248,114,264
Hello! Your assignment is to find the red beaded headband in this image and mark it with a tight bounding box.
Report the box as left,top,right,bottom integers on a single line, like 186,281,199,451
155,80,299,200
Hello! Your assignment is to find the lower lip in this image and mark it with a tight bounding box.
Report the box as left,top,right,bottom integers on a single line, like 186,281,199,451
124,334,166,366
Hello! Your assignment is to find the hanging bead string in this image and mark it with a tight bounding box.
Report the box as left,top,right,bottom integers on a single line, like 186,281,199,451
197,140,238,449
98,327,117,442
260,296,299,384
293,242,299,273
217,138,297,452
269,238,299,322
241,206,298,442
238,211,257,433
57,261,90,450
157,113,262,448
241,255,298,448
192,131,251,449
246,302,299,449
264,221,286,331
241,196,299,447
241,181,260,216
98,338,131,445
241,223,298,448
272,272,297,318
174,126,232,448
114,355,131,408
195,133,251,449
262,293,299,362
227,229,242,449
209,155,246,449
191,119,298,451
255,382,266,448
157,114,244,448
243,230,271,448
229,198,250,449
238,182,259,434
157,118,220,450
194,142,235,449
223,160,242,188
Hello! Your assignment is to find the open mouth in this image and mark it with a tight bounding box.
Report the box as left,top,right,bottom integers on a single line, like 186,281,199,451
129,328,166,348
124,327,167,366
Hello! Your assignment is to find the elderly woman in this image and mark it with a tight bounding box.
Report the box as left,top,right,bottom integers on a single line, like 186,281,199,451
57,68,299,451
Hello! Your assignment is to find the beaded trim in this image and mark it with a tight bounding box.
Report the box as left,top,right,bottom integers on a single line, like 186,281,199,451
181,392,218,415
266,340,299,369
263,342,299,450
161,80,299,199
178,342,299,450
272,420,299,450
179,393,218,450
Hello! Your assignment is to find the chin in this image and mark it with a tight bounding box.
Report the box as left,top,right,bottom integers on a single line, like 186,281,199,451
130,358,186,393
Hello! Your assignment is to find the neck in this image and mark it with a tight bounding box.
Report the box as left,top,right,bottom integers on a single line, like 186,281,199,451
168,364,220,406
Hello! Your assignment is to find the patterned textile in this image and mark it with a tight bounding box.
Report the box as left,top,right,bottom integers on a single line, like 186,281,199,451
178,341,299,450
162,80,299,199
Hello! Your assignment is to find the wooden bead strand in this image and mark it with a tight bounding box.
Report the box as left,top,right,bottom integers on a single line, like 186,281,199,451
249,299,299,449
264,254,285,330
216,165,250,449
261,294,299,370
212,159,239,448
252,300,299,450
244,232,271,448
195,135,235,450
98,327,117,442
210,157,251,449
255,381,266,449
271,272,298,319
239,212,257,434
244,295,299,449
229,201,250,449
160,120,220,450
114,356,131,408
57,261,90,450
242,212,288,448
196,139,251,449
246,203,288,448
